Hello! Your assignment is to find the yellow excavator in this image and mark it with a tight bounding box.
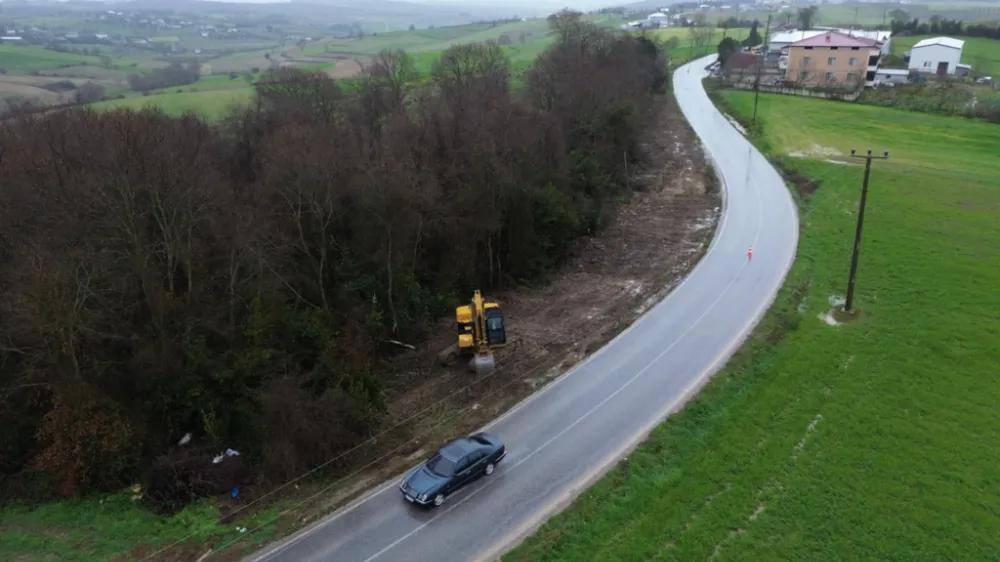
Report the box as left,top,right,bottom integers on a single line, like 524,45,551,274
438,290,507,374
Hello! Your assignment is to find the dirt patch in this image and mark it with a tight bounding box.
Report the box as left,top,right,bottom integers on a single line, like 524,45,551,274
788,143,842,159
146,96,722,562
773,158,820,199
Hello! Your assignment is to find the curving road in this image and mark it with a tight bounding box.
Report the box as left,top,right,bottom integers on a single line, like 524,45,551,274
246,55,799,562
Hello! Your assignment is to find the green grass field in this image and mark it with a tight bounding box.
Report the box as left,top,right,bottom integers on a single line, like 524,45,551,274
505,93,1000,561
892,35,1000,76
0,492,288,561
0,44,104,73
92,87,254,120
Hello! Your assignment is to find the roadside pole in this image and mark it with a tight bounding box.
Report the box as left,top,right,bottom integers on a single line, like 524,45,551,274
751,14,772,125
844,149,889,313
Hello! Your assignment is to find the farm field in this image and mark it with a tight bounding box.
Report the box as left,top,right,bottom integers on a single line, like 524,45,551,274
304,18,558,57
505,92,1000,561
892,35,1000,76
704,2,1000,27
0,44,105,73
91,87,255,120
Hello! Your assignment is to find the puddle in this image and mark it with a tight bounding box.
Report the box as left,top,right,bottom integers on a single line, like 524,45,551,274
818,295,846,326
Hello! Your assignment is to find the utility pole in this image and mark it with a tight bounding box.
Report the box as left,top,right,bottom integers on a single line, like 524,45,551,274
844,149,889,313
752,14,772,125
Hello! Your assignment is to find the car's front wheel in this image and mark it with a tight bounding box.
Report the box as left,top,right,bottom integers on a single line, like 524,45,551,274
484,462,495,475
433,493,445,507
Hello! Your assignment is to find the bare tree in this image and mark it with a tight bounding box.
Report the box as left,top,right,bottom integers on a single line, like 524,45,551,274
689,15,716,55
797,6,820,29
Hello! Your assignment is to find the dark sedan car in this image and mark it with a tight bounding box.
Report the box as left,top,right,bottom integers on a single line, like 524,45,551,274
399,432,507,507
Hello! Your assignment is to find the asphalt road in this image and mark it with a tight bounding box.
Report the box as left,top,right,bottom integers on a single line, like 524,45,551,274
245,55,799,562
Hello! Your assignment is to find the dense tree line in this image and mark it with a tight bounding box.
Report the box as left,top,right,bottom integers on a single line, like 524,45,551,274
0,12,669,507
127,60,202,92
889,15,1000,41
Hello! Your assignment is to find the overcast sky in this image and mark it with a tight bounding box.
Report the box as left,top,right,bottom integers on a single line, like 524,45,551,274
199,0,620,12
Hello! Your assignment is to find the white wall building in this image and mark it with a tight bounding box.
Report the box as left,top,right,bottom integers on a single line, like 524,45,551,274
907,36,964,75
874,68,909,85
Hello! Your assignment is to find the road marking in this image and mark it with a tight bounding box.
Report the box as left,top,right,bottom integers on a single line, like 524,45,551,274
248,62,741,562
250,55,800,562
364,146,776,561
475,133,797,562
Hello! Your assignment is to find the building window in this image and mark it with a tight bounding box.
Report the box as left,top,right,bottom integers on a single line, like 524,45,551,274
849,57,859,66
847,72,857,82
827,57,836,65
825,72,834,82
803,56,812,66
799,71,809,81
923,61,931,68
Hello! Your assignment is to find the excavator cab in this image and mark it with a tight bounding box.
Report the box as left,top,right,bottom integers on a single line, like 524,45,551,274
450,291,506,374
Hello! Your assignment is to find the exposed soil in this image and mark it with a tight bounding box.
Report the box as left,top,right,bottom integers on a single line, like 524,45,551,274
153,95,723,562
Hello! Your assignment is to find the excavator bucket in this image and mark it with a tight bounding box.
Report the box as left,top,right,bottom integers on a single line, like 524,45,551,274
469,351,496,375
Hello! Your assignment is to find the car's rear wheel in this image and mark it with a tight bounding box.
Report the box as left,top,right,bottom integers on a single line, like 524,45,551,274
484,462,495,475
433,493,445,507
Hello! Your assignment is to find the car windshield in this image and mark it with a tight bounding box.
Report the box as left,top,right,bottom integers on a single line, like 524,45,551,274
426,453,457,477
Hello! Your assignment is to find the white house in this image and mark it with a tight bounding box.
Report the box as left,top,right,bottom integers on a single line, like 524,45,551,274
907,36,964,75
647,12,669,26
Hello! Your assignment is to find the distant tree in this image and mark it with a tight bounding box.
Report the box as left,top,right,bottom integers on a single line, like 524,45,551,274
409,24,415,31
797,6,819,29
888,9,909,23
744,20,762,47
518,31,527,44
688,16,715,54
99,55,112,69
547,9,586,44
498,33,512,45
74,81,105,104
717,36,741,67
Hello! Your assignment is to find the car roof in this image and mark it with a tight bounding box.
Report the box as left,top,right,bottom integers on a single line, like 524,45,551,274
439,437,479,460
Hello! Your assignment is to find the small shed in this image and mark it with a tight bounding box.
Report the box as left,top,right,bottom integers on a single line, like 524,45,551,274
875,68,909,85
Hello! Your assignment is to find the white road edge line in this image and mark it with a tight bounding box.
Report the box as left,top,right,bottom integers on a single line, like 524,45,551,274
248,56,796,562
363,156,774,562
246,73,737,562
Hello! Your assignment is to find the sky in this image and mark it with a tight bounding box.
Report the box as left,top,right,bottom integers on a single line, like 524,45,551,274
197,0,621,11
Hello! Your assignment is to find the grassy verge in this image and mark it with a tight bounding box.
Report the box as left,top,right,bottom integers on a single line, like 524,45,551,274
504,92,1000,560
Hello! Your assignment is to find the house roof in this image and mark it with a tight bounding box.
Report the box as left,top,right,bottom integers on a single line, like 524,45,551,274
770,30,825,44
912,36,964,50
790,30,878,48
839,29,891,42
